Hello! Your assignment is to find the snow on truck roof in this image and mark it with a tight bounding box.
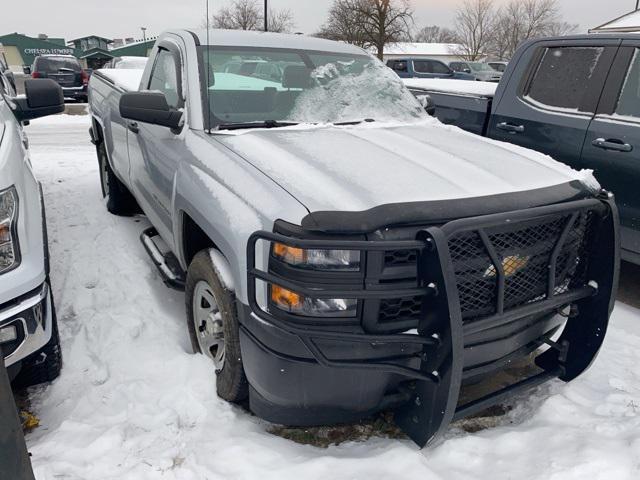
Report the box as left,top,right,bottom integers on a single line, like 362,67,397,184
189,29,366,54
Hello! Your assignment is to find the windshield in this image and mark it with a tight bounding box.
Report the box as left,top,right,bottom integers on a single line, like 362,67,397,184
469,62,494,72
199,46,427,128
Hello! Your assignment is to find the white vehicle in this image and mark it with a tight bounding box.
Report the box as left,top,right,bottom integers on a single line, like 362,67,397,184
103,56,149,70
0,68,64,386
88,29,618,447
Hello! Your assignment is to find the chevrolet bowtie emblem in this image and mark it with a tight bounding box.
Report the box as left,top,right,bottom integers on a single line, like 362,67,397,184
484,255,530,278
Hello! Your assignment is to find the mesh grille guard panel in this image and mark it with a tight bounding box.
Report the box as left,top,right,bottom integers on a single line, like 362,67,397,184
448,211,594,321
379,210,595,326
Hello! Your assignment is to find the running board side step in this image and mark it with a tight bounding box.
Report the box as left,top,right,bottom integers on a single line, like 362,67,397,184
140,227,186,291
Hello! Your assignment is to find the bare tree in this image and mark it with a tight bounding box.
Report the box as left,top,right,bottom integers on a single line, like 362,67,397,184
413,25,459,43
318,0,414,59
545,20,578,37
210,0,262,30
268,8,296,33
317,0,370,47
204,0,295,33
488,0,578,60
454,0,496,60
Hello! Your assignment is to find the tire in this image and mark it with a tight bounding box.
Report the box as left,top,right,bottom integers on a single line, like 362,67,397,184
185,250,248,403
96,140,139,216
12,286,62,389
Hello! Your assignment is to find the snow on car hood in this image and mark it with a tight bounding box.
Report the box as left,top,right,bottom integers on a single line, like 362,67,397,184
214,120,599,213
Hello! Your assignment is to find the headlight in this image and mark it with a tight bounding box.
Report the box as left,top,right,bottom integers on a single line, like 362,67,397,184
272,242,360,271
270,285,357,318
0,186,20,274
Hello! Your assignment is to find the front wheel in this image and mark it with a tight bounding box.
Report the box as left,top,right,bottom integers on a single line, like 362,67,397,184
185,250,248,403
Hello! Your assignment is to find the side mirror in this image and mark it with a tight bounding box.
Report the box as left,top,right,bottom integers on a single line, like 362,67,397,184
22,66,31,75
417,94,436,117
119,92,183,130
12,79,64,121
463,68,472,74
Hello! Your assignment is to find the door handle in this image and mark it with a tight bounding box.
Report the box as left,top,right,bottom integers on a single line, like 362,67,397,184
496,122,525,134
127,122,139,134
592,138,633,152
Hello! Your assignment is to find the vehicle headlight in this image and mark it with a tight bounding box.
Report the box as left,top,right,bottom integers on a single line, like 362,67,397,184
272,242,360,271
270,285,357,317
0,186,20,274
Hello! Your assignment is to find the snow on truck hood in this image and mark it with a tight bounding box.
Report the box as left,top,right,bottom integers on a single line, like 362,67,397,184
215,120,599,213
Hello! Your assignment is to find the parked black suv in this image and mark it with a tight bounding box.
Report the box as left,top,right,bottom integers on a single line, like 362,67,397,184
30,55,88,103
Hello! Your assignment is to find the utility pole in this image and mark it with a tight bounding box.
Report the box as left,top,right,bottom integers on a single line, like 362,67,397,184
637,0,639,11
264,0,268,31
141,27,147,43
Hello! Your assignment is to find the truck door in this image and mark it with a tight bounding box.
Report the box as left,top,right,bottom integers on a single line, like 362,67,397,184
488,39,619,169
581,44,640,263
127,42,185,250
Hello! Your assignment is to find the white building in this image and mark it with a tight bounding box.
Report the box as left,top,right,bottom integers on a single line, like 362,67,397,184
591,9,640,33
380,43,481,64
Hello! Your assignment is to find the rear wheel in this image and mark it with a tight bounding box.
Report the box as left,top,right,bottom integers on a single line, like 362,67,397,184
185,250,248,403
97,140,139,216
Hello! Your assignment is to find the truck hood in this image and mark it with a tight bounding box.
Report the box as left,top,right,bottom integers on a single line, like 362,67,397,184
214,120,598,214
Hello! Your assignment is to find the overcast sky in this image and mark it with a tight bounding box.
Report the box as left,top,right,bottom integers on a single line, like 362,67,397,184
0,0,636,41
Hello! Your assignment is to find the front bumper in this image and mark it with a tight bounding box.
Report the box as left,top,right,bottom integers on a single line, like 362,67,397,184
0,283,52,367
245,196,619,447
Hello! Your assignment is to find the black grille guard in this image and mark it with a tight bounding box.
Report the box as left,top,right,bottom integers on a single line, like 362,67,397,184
246,195,619,447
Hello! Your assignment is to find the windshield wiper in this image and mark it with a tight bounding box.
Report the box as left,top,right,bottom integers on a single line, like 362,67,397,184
332,118,376,126
217,120,299,131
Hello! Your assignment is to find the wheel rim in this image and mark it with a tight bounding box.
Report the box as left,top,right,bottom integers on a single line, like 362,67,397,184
99,148,109,197
192,280,225,370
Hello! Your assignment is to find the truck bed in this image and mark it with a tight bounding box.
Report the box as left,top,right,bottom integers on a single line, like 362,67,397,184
403,78,494,136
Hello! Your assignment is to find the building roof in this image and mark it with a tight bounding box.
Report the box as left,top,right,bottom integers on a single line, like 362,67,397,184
68,35,113,44
109,39,156,57
78,47,114,59
592,10,640,33
382,42,463,56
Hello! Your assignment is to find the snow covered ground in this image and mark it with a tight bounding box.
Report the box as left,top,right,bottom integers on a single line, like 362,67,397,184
24,115,640,479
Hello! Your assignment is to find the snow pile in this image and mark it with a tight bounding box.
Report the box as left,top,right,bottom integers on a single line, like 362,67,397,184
289,61,426,124
23,115,640,479
403,78,498,97
98,68,144,92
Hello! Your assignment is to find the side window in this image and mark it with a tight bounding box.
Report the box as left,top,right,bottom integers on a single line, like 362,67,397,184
431,61,451,74
525,46,604,112
413,60,431,73
614,49,640,119
148,49,181,108
392,61,408,73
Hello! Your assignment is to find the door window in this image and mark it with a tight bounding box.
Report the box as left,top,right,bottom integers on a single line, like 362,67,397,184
413,60,431,73
524,47,603,112
149,49,181,108
614,49,640,119
391,60,408,73
414,60,450,74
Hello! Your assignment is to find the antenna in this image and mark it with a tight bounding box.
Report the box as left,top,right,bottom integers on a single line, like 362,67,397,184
206,0,212,133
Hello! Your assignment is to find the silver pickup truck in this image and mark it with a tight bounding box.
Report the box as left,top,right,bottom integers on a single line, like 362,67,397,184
0,69,64,387
88,29,619,447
